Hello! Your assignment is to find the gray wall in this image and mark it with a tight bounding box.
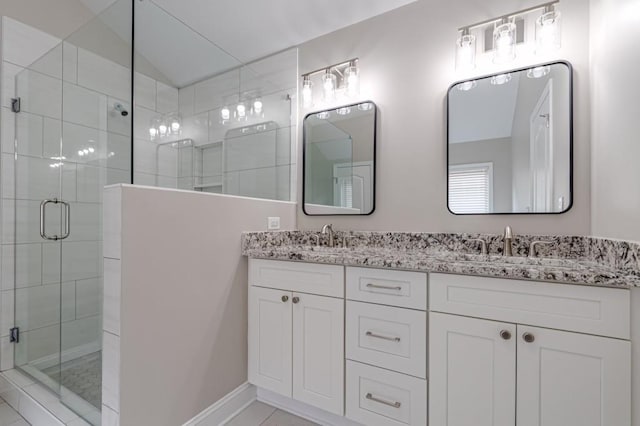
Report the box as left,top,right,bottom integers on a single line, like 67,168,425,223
297,0,591,235
590,0,640,243
450,138,513,212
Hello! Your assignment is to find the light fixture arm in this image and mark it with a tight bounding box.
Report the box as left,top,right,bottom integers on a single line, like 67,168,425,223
457,0,559,32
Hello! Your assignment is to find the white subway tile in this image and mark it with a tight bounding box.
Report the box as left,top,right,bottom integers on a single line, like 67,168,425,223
2,243,42,289
103,259,120,336
183,112,209,144
2,62,23,108
2,17,61,68
60,241,99,282
156,81,178,113
29,44,62,80
106,132,132,171
16,70,62,119
134,72,156,110
62,42,78,84
102,404,119,426
103,186,122,259
193,70,239,113
76,165,101,203
102,332,120,412
0,337,15,371
62,82,107,129
76,278,101,320
178,85,195,116
77,48,130,101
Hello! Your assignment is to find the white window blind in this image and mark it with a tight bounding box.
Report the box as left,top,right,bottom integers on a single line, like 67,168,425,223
449,163,493,214
338,177,353,208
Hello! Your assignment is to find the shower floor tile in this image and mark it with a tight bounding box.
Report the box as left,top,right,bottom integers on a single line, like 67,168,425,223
42,351,102,409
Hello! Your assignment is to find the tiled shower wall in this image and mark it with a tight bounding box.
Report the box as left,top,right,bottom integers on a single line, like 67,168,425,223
148,48,298,200
0,16,133,371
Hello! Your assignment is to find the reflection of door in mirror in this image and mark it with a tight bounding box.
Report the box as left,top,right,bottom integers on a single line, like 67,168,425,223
530,81,553,212
333,162,373,213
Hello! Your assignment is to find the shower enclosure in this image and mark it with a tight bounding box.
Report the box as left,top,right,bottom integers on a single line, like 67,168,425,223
8,1,132,424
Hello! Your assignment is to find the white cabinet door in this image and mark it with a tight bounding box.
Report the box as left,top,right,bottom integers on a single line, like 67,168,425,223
292,292,344,415
429,312,516,426
517,325,631,426
248,286,292,397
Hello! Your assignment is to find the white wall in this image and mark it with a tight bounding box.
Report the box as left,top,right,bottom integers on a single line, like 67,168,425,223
102,185,296,426
297,0,591,235
590,0,640,243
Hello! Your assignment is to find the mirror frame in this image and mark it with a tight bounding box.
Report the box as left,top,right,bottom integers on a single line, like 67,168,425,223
446,60,574,215
302,100,378,216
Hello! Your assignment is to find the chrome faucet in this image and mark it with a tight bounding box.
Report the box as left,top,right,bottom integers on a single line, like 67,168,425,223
503,226,513,256
321,224,335,247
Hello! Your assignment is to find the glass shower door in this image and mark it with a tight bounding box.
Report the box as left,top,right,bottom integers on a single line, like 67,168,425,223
12,44,65,398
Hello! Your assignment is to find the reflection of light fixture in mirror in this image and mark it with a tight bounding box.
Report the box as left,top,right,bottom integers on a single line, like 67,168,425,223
302,76,313,108
236,103,247,121
149,113,182,141
536,5,561,54
457,80,477,91
493,18,516,63
345,62,360,97
358,102,373,111
490,73,512,85
337,107,351,115
170,114,181,133
316,111,331,119
220,106,230,122
456,28,476,71
322,71,337,102
527,65,551,78
253,98,263,115
158,122,168,137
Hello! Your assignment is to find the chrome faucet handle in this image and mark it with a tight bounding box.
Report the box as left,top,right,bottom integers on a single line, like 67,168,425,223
312,235,321,247
342,235,357,248
468,238,488,255
528,240,553,258
503,226,514,257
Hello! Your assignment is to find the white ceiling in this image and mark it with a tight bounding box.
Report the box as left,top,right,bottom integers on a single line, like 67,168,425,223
81,0,418,87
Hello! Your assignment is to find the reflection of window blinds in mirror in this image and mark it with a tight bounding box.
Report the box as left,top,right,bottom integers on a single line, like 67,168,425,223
449,164,492,214
338,178,353,208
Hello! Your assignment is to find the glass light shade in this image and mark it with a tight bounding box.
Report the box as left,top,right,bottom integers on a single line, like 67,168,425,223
158,123,168,136
322,72,337,102
527,66,551,79
457,80,477,91
220,106,230,121
493,21,517,63
316,111,331,119
345,66,360,97
302,78,313,108
236,103,247,121
253,98,263,115
149,127,158,140
337,107,351,115
456,33,476,70
490,73,512,85
170,119,181,133
536,10,561,54
358,102,373,111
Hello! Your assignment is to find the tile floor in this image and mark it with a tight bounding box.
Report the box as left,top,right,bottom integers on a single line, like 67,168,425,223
0,396,30,425
42,351,102,409
226,401,319,426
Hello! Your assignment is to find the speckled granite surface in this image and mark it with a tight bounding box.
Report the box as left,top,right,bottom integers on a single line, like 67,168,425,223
241,231,640,288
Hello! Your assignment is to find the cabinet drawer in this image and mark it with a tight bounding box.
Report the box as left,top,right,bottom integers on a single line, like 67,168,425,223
430,273,630,339
347,267,427,310
346,360,427,426
249,259,344,298
346,301,426,378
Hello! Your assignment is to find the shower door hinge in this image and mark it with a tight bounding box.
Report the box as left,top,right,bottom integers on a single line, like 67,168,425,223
11,98,21,113
9,327,19,343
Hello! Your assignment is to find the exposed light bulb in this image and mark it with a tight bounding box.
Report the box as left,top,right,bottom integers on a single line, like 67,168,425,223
302,77,313,108
536,10,561,55
236,103,247,121
456,31,476,71
322,72,336,102
220,106,230,121
149,127,158,140
88,147,95,153
316,111,330,119
171,120,181,132
493,21,516,63
345,65,360,97
253,98,263,115
78,150,84,157
158,123,168,136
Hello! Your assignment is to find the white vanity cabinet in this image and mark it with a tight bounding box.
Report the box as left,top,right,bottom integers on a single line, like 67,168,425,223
429,273,632,426
248,259,345,415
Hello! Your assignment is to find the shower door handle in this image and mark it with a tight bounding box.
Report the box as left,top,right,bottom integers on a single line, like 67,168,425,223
40,199,71,241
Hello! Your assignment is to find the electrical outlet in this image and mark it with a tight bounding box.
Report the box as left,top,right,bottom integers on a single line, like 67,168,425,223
268,217,280,230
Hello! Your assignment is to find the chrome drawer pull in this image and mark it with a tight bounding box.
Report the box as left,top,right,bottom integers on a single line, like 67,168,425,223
365,393,401,408
366,331,401,342
366,283,402,291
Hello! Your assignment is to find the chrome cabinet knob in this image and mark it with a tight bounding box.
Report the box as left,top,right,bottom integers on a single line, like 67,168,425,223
523,332,535,343
500,330,512,340
292,296,300,304
281,295,289,302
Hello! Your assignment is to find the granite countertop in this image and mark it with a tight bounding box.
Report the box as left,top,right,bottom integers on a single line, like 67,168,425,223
241,232,640,289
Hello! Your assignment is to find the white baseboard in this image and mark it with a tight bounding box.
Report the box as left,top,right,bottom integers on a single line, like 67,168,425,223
256,388,363,426
182,382,257,426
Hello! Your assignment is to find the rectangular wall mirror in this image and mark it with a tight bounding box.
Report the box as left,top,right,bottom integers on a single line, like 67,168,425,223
447,61,573,214
303,102,377,215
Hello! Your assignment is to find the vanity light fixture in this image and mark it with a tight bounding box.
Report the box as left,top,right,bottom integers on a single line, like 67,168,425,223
357,102,373,111
536,4,561,54
300,58,360,108
337,107,351,115
149,113,182,141
316,111,331,119
235,103,247,121
493,17,517,63
252,98,263,115
490,73,512,85
527,65,551,78
455,2,561,69
455,28,476,70
220,105,231,122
